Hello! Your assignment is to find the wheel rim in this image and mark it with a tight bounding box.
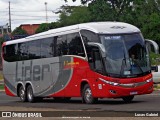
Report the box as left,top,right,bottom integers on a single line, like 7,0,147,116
85,88,92,102
28,88,32,101
20,87,25,100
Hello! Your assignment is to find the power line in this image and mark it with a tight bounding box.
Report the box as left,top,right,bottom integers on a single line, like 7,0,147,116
10,14,58,18
0,10,55,13
11,17,57,21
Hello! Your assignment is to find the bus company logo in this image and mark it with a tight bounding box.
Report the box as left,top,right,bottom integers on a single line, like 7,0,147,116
2,112,11,117
64,61,79,69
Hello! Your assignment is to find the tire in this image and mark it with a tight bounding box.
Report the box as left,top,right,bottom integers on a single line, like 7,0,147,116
19,85,27,102
82,84,98,104
27,85,36,103
122,95,134,103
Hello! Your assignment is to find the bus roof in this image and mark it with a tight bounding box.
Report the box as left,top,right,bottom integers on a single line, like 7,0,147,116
5,22,140,45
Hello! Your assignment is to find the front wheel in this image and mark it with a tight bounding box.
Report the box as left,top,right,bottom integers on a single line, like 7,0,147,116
27,85,36,103
122,95,134,103
82,84,98,104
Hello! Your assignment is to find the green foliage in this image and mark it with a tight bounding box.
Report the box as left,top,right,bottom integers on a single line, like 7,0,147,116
58,6,91,26
36,23,50,33
150,52,160,65
0,85,4,90
36,22,61,33
12,27,27,35
0,37,5,45
40,0,160,47
36,6,91,33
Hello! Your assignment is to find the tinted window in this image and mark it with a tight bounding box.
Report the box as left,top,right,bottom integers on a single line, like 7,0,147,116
4,44,19,62
87,46,104,74
28,40,41,59
4,33,86,62
80,30,100,43
41,37,55,58
67,33,85,57
56,35,68,56
18,42,29,60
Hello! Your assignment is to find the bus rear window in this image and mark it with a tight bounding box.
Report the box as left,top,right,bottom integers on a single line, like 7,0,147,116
3,44,19,62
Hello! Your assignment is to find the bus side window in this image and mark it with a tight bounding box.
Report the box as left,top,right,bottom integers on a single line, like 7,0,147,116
41,37,55,58
67,33,85,57
87,46,104,74
4,44,19,62
18,42,29,60
28,40,41,59
80,30,100,44
56,35,67,56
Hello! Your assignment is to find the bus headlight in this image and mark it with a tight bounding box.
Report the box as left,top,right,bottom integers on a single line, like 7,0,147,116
146,78,153,83
99,78,119,86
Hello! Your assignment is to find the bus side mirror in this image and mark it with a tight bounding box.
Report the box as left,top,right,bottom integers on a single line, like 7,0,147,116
151,66,158,72
87,42,106,57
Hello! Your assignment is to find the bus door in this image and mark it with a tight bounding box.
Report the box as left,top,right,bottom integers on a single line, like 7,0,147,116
87,46,105,94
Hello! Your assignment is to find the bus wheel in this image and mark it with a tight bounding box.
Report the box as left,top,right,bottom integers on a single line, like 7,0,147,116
27,85,35,103
122,95,134,103
19,86,27,102
82,84,98,104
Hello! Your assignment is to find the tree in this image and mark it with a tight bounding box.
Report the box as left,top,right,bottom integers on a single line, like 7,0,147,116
36,22,61,33
36,23,49,33
131,0,160,41
36,6,91,33
58,5,91,26
12,27,27,35
0,37,5,45
65,0,134,21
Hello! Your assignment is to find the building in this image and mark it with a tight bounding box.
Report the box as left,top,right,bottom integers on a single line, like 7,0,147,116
0,24,9,37
20,24,40,35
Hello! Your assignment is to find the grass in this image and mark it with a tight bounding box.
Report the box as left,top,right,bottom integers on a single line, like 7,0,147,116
154,84,160,90
0,84,4,90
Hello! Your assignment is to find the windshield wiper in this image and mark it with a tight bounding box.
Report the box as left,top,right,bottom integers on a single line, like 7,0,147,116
120,58,127,77
132,60,144,74
120,51,128,77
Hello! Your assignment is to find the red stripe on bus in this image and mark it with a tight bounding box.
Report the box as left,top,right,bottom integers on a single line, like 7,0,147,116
4,85,16,97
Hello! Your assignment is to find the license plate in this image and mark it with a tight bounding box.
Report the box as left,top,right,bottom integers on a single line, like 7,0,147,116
130,91,138,95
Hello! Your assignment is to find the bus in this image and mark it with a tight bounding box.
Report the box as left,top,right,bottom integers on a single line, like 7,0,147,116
2,22,153,104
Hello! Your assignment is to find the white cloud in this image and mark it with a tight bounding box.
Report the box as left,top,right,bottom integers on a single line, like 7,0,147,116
0,0,81,30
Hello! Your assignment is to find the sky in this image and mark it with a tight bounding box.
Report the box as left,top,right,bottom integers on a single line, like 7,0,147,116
0,0,81,31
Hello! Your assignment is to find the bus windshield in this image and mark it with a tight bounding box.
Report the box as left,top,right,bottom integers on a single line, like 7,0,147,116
100,33,150,78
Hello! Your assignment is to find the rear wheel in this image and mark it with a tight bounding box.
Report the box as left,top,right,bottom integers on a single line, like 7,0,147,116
27,85,36,103
122,95,134,103
82,84,98,104
19,85,27,102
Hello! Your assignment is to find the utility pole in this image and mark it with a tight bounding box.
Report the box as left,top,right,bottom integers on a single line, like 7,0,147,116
44,2,48,23
9,1,11,32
